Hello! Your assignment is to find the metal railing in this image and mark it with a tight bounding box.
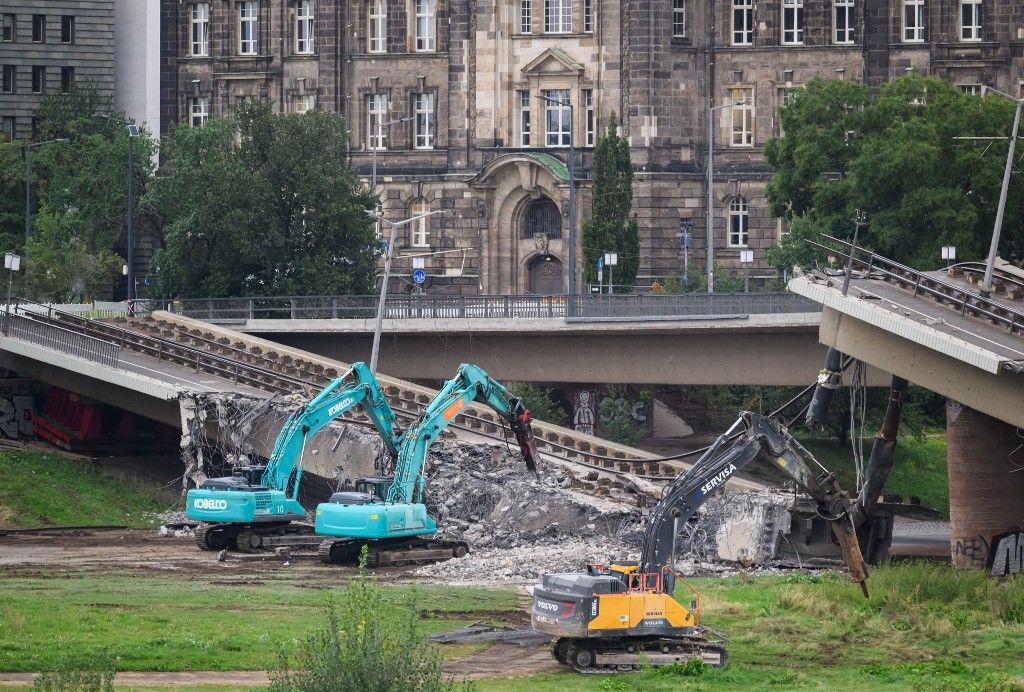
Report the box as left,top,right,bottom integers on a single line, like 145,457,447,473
809,235,1024,336
1,311,121,368
163,292,822,322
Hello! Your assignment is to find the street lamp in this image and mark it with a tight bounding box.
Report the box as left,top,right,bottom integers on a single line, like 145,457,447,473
978,86,1023,297
99,115,141,313
536,93,576,308
706,99,748,293
23,138,68,282
739,249,753,293
4,253,21,323
369,208,452,373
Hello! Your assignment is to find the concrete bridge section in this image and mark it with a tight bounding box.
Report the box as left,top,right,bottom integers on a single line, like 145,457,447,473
789,248,1024,573
238,314,890,387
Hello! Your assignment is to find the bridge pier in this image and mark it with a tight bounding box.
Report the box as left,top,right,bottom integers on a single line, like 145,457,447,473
947,401,1024,571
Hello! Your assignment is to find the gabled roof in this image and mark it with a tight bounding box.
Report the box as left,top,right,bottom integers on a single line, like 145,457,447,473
521,47,585,76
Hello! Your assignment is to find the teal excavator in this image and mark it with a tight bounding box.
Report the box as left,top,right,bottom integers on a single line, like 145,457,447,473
316,363,538,565
187,362,399,551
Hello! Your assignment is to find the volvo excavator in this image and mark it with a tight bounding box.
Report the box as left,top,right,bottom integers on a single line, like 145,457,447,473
316,363,538,565
187,362,399,551
531,412,870,673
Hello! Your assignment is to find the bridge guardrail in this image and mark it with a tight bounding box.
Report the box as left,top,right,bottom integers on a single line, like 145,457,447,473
1,312,121,368
162,292,822,322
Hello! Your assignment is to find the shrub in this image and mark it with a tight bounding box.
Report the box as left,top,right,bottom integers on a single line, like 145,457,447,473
32,652,115,692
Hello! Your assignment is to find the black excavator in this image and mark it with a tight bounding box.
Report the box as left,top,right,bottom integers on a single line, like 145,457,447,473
531,411,871,673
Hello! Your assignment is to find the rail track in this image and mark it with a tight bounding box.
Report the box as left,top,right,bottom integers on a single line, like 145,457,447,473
6,301,691,501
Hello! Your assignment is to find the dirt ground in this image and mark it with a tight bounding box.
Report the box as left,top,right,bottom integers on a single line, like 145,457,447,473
0,527,562,686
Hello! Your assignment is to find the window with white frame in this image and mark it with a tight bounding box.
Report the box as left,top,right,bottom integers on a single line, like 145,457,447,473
960,0,981,41
777,87,799,135
296,0,315,54
583,0,593,32
368,0,386,53
415,0,435,51
583,89,595,146
544,0,572,33
367,94,387,149
239,1,258,55
728,197,749,247
544,89,571,147
518,90,531,146
191,97,209,126
903,0,924,42
414,93,434,149
729,88,754,147
834,0,854,44
732,0,753,45
672,0,686,38
411,200,430,246
782,0,804,44
521,0,532,33
960,84,982,95
191,3,209,56
294,94,316,112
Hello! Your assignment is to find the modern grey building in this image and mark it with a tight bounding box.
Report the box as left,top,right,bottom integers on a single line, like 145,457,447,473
0,1,116,141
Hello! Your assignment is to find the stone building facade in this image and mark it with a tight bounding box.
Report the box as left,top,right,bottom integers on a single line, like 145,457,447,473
0,1,116,142
159,0,1024,294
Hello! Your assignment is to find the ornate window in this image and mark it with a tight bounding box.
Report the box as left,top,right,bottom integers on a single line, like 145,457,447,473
782,0,804,45
413,93,434,149
903,0,924,42
518,91,531,146
415,0,435,51
411,200,430,247
521,198,562,239
191,4,209,56
543,89,571,147
729,87,754,147
367,94,387,149
191,97,210,126
728,197,749,247
294,94,316,113
732,0,752,45
544,0,571,34
239,1,258,55
296,0,315,54
960,0,981,41
672,0,686,38
834,0,854,44
368,0,386,53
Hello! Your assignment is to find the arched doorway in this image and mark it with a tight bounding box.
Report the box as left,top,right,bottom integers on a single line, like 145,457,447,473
528,255,563,295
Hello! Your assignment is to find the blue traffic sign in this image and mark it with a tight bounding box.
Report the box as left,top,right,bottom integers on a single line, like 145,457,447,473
597,256,604,270
412,269,426,285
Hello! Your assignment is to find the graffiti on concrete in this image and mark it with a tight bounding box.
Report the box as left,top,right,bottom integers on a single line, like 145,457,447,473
988,531,1024,576
953,534,990,568
597,392,648,427
573,389,595,436
0,395,35,439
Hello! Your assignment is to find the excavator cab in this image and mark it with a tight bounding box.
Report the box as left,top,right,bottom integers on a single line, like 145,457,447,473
199,464,268,491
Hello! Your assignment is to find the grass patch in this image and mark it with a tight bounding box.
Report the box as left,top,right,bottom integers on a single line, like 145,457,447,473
0,451,177,529
0,573,516,673
801,436,949,516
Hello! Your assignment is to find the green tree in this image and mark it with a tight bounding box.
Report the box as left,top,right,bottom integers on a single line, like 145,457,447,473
149,100,378,298
765,75,1024,271
582,113,640,290
513,383,568,426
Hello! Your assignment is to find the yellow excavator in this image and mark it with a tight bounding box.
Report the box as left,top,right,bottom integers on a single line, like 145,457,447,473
531,411,870,672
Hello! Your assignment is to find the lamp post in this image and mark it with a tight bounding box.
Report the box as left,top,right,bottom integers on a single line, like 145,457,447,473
978,86,1023,297
369,208,451,373
536,93,575,310
706,99,748,293
23,138,68,285
98,115,141,313
369,116,413,239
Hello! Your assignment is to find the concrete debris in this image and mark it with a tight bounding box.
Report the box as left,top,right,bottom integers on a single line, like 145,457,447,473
429,624,552,646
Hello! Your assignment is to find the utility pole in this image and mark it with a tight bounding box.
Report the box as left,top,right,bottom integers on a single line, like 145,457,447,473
369,209,450,373
23,138,67,291
842,210,868,297
978,86,1024,297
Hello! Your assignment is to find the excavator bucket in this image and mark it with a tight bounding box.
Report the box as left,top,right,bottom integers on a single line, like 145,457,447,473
512,411,539,473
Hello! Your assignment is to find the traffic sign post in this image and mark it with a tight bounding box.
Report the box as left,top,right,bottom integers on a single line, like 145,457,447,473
678,218,694,287
597,256,604,294
603,252,618,294
412,269,426,284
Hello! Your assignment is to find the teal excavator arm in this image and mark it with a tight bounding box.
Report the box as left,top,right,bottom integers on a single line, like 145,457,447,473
386,363,537,505
262,361,399,499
